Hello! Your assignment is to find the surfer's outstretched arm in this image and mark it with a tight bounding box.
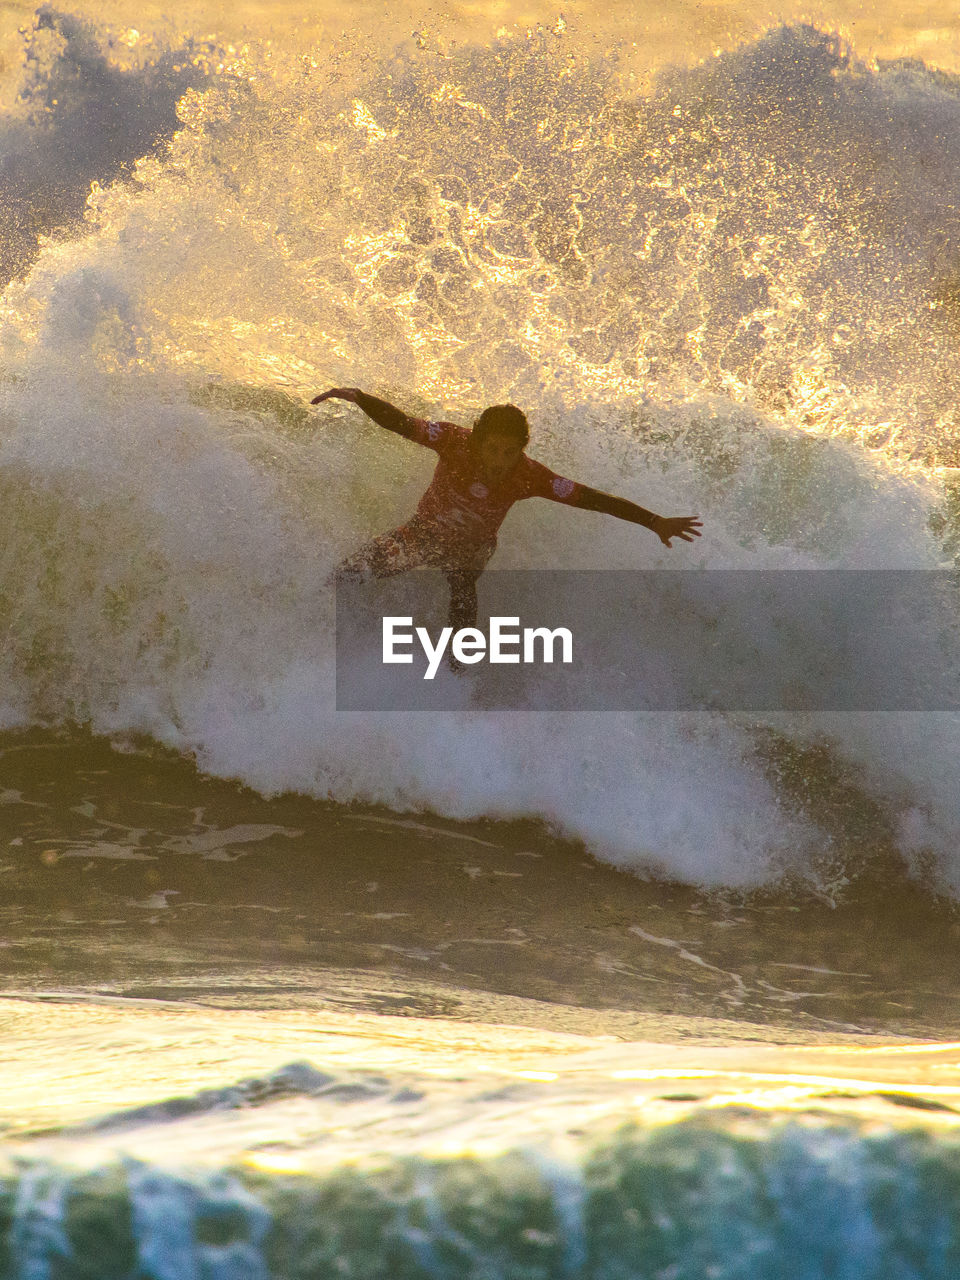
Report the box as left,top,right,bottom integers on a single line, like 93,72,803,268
310,387,423,441
570,485,702,548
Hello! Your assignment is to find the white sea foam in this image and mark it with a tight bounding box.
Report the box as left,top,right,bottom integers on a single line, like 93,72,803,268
3,15,960,891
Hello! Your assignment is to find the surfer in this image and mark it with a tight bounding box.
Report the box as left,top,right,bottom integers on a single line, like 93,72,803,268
311,387,702,633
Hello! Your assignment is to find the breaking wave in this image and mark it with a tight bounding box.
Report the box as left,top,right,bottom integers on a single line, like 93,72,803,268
3,13,960,893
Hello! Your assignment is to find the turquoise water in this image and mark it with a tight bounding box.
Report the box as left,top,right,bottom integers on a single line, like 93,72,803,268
10,1120,960,1280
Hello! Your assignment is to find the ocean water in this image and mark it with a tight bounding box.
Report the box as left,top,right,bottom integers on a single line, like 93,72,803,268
3,1,960,1275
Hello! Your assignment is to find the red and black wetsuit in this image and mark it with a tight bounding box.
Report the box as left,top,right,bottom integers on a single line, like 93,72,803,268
410,418,584,549
336,417,585,628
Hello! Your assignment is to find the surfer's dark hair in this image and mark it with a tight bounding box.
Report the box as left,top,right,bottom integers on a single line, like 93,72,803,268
472,404,529,447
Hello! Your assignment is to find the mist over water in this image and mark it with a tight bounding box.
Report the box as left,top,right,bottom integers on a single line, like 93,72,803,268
0,7,207,285
2,8,960,895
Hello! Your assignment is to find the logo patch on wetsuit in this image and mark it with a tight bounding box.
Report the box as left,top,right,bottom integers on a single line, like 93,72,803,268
469,481,489,499
552,476,575,498
427,422,443,441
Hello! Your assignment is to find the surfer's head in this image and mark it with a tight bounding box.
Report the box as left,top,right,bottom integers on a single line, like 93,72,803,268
472,404,528,482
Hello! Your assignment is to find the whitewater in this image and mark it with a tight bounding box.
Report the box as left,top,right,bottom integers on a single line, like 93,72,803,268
3,8,960,890
3,3,960,1276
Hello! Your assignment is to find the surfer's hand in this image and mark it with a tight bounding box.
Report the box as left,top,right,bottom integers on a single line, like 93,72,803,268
311,387,361,405
652,515,703,547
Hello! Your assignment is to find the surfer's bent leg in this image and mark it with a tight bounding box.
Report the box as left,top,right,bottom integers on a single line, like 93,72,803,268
444,569,481,632
443,543,495,632
332,522,432,586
